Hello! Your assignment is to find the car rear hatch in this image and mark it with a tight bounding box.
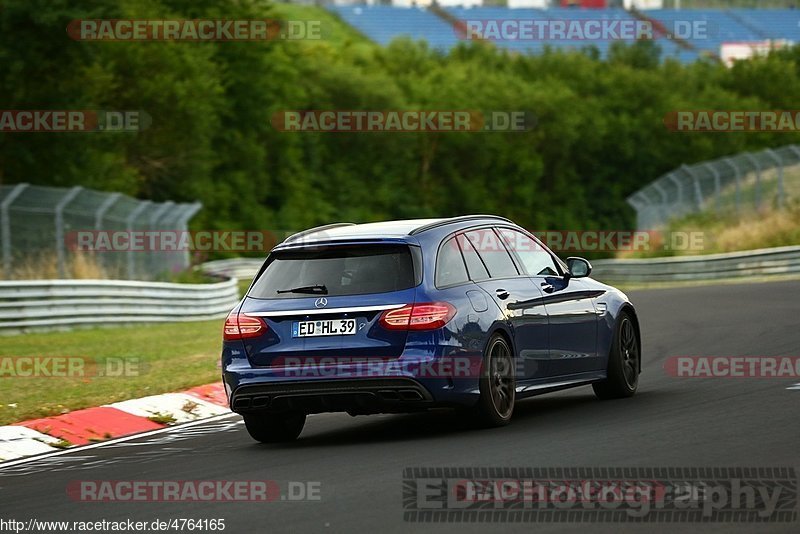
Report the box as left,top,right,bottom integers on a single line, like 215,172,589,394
237,241,421,368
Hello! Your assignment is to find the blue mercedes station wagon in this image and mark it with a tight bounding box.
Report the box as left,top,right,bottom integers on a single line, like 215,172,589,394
222,215,641,442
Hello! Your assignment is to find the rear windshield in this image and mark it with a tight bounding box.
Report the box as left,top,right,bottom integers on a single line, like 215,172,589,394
248,244,417,299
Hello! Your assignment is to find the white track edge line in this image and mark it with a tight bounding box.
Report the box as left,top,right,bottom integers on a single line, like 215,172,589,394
0,412,239,470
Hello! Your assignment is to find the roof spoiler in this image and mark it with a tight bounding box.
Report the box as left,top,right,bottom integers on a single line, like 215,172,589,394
282,222,356,244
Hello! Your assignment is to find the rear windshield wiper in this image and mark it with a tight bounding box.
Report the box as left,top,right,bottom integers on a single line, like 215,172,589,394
276,284,328,295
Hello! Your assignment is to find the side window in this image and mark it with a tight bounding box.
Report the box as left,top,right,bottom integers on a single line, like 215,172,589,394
456,233,489,281
435,237,469,287
496,227,559,277
463,229,518,278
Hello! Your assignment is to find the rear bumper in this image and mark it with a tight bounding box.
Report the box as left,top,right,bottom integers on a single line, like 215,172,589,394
230,378,435,415
222,340,483,414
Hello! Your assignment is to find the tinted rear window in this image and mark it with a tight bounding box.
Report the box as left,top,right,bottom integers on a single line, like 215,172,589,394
248,245,416,299
457,233,490,281
435,237,469,287
463,229,518,278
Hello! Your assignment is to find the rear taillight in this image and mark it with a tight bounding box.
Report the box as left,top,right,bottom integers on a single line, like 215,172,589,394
223,311,266,341
379,302,456,331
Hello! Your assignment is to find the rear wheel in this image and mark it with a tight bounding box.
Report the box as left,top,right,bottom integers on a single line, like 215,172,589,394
473,334,515,427
243,412,306,443
593,313,639,400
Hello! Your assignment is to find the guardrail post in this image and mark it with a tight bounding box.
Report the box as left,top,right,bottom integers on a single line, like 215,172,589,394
125,201,151,279
1,183,28,276
55,186,83,279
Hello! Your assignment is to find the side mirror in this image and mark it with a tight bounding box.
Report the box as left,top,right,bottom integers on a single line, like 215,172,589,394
566,257,592,278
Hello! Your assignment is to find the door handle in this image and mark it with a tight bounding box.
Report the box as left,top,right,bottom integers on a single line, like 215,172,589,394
495,288,510,300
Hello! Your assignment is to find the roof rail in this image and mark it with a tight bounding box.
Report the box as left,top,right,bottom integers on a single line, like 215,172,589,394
283,222,357,244
409,215,512,236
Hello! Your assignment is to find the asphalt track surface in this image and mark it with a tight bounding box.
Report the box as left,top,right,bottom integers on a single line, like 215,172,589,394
2,280,799,533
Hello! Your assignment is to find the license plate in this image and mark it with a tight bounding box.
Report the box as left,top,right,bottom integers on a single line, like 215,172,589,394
292,319,357,338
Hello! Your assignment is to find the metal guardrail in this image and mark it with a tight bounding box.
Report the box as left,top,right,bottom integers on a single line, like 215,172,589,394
201,247,800,287
202,246,800,292
201,258,264,280
0,278,239,333
591,245,800,284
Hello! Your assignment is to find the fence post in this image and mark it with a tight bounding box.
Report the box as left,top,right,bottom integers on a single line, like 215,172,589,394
743,153,762,211
652,182,669,228
54,186,83,278
721,158,741,214
125,200,151,279
668,173,685,217
149,201,173,229
705,163,721,213
764,149,784,209
786,145,800,206
176,202,202,271
788,145,800,162
1,183,29,276
147,201,174,275
628,192,650,229
682,164,704,209
94,192,122,230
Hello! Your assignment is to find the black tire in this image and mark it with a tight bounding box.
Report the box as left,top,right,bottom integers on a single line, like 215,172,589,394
593,312,639,400
472,334,516,427
243,412,306,443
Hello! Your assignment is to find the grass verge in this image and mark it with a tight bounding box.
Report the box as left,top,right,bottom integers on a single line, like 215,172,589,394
0,320,223,425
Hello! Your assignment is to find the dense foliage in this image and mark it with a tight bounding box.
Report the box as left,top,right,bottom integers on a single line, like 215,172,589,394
2,0,799,245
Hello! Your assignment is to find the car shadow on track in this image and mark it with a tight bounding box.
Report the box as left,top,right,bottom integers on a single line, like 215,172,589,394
256,387,665,449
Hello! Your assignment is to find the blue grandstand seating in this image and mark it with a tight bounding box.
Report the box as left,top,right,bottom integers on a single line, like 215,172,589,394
447,7,554,55
327,6,797,64
329,5,460,50
645,9,765,53
729,9,800,41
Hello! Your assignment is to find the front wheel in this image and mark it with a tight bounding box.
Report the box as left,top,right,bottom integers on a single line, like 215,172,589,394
472,334,516,427
243,412,306,443
593,313,639,400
